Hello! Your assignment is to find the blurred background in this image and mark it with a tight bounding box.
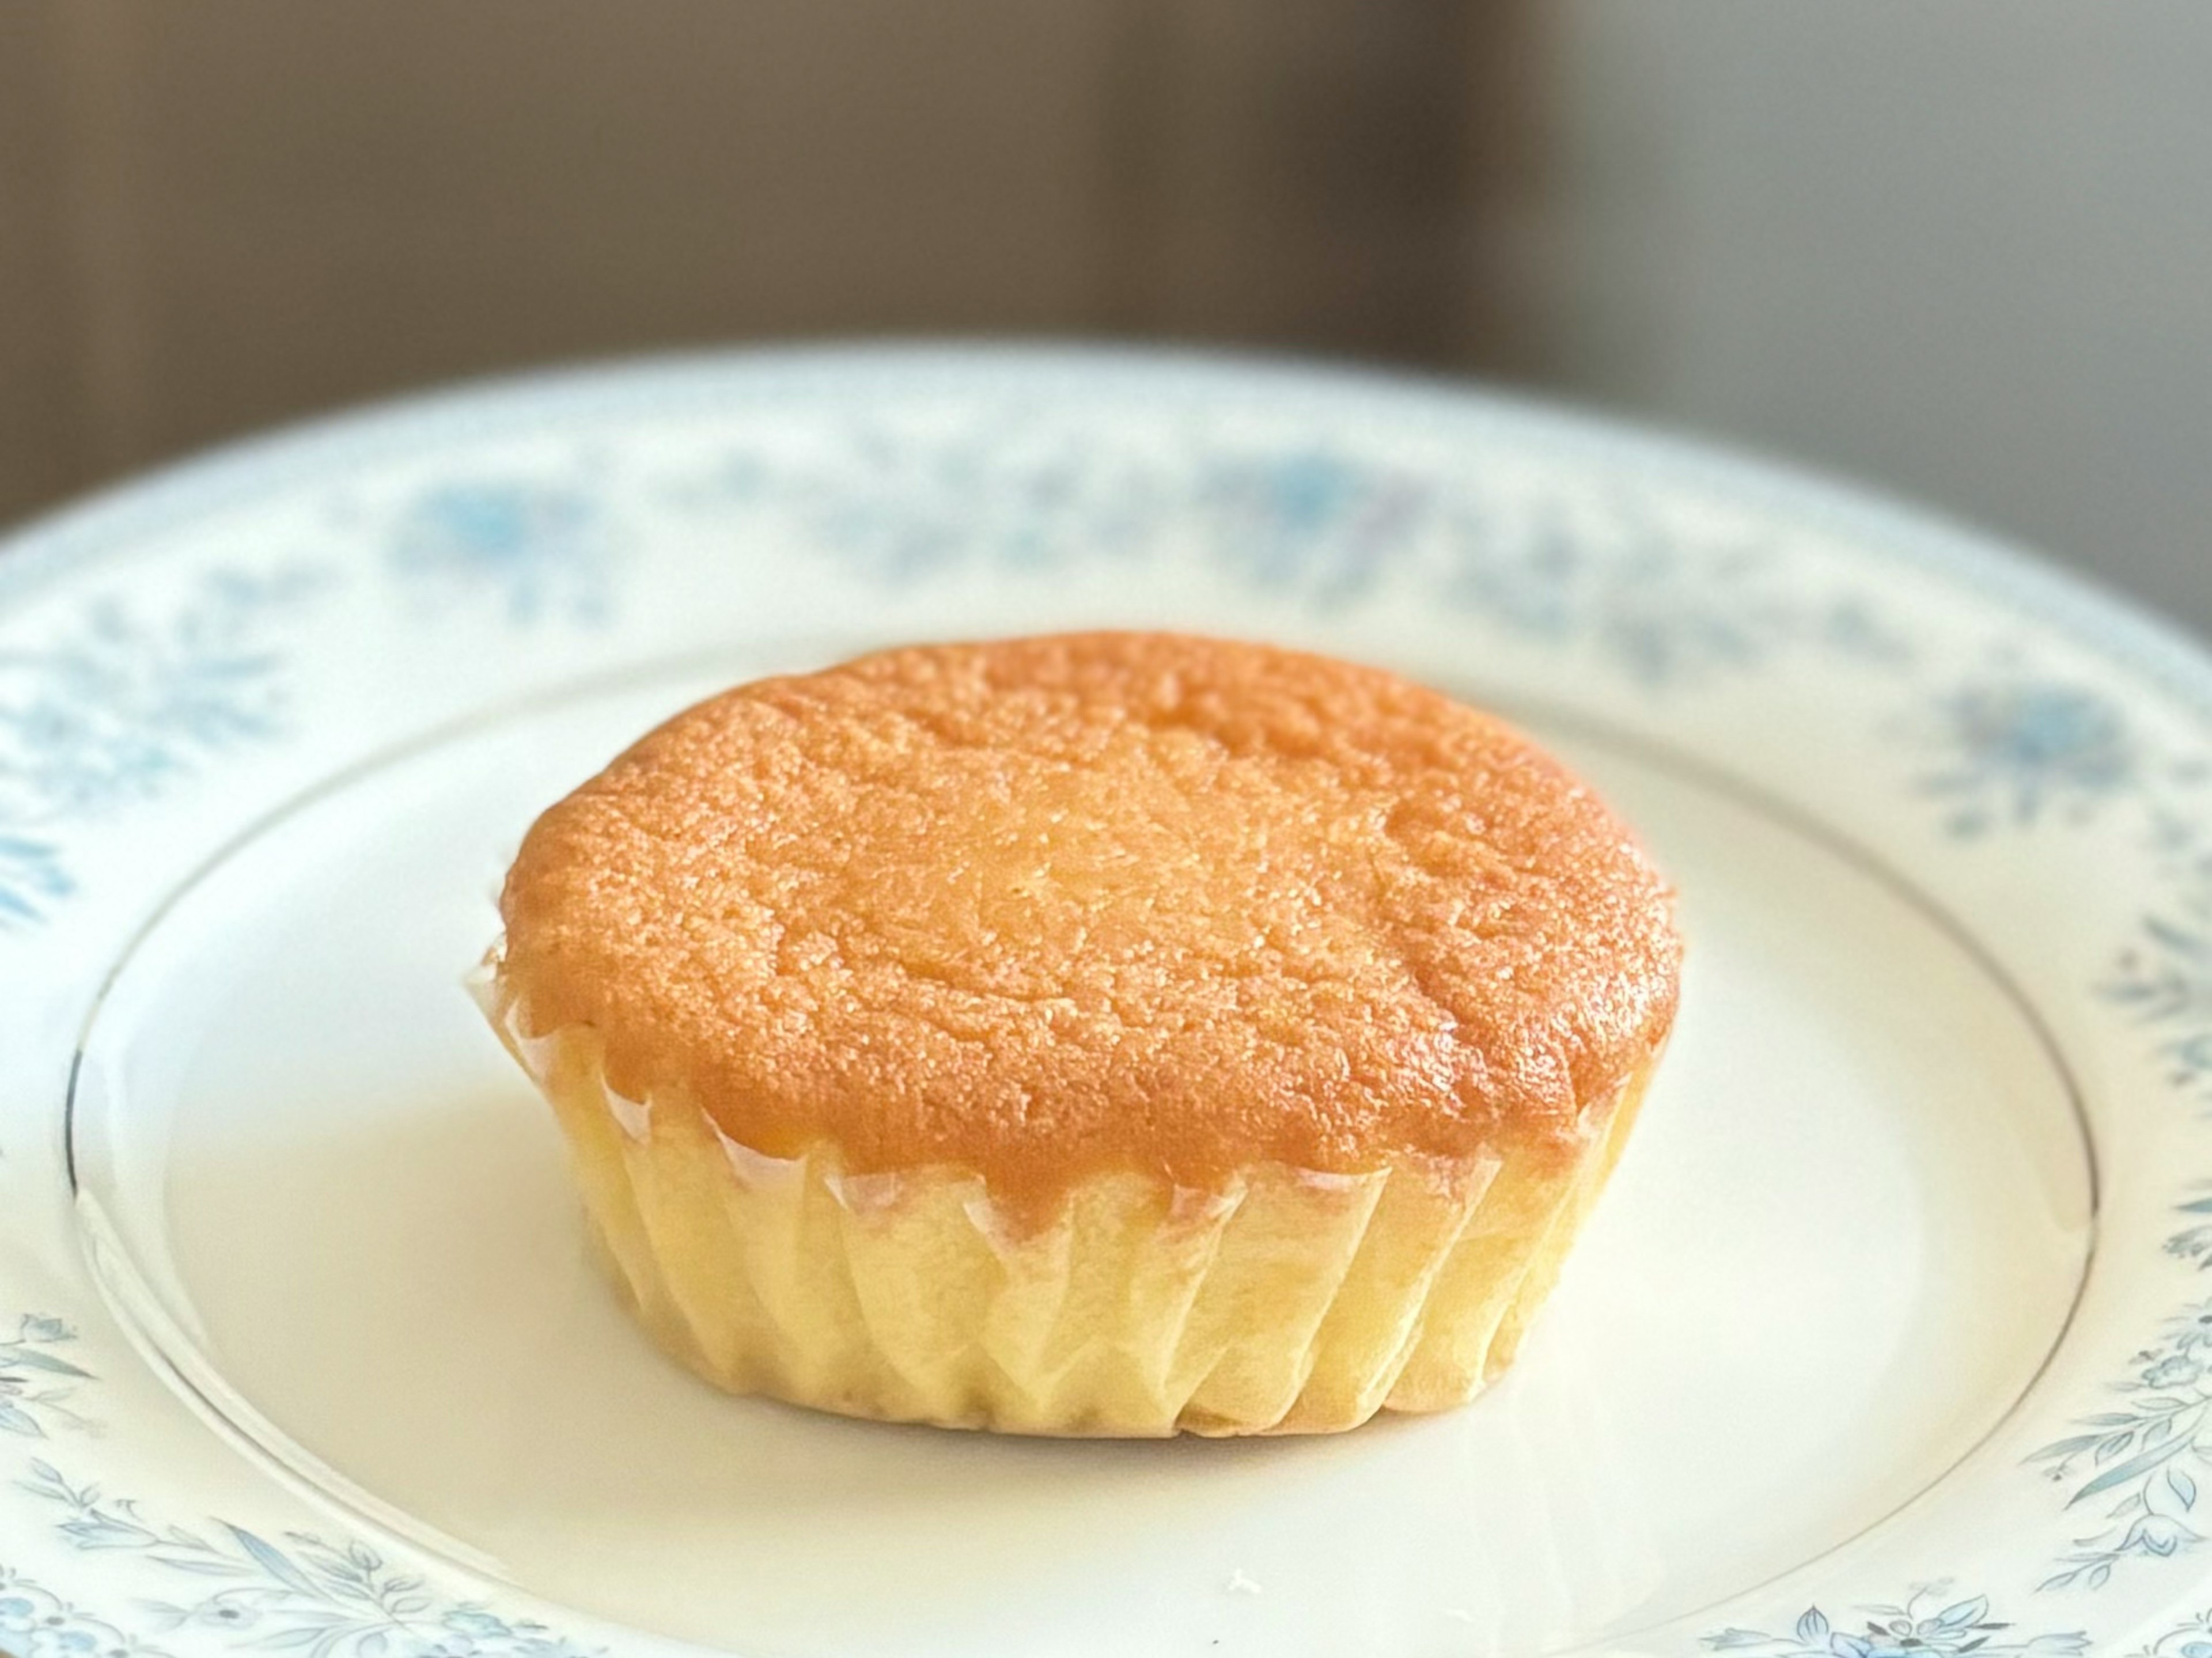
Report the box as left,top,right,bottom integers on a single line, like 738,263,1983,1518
3,1,2207,631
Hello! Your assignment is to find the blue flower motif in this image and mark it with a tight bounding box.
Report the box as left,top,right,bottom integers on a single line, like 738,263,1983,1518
0,1319,96,1437
11,1447,600,1657
0,833,70,928
0,567,324,931
0,1573,163,1658
2103,851,2212,1105
2118,1608,2212,1658
0,574,316,818
675,424,1906,689
1917,680,2137,836
2166,1189,2212,1273
388,482,609,627
736,420,1168,581
1438,502,1900,685
1704,1587,2084,1656
2032,1300,2212,1588
2148,1355,2206,1388
1200,450,1428,600
2127,1513,2198,1558
1452,517,1765,682
26,1626,101,1657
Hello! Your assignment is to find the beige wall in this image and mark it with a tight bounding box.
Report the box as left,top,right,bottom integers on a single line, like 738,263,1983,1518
0,0,1544,528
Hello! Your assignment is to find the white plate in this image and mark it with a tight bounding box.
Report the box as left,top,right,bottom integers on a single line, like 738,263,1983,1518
4,347,2210,1658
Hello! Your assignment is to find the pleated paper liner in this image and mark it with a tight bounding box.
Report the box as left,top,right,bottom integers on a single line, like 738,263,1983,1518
476,964,1651,1437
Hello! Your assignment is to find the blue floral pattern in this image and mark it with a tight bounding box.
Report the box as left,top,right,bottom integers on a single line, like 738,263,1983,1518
387,482,609,627
1198,449,1431,601
0,1316,94,1440
2013,700,2212,1595
14,1462,594,1658
0,568,324,928
677,419,1171,581
2129,1606,2212,1658
1915,679,2143,837
1703,1586,2086,1656
0,1565,168,1658
1438,501,1903,685
2030,1302,2212,1588
2167,1187,2212,1273
2104,854,2212,1105
0,833,69,928
678,423,1903,685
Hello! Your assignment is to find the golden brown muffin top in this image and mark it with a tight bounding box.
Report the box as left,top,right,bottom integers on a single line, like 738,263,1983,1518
498,633,1680,1202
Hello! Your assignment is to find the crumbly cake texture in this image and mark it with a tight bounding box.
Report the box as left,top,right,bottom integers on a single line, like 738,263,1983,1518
487,633,1680,1435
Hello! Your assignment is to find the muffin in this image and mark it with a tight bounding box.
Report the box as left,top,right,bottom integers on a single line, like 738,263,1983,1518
478,633,1679,1436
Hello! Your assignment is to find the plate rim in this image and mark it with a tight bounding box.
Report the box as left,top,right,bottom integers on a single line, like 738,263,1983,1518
3,340,2207,732
2,340,2209,1658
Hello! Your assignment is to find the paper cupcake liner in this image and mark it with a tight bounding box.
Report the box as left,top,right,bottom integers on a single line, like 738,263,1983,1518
473,961,1652,1437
